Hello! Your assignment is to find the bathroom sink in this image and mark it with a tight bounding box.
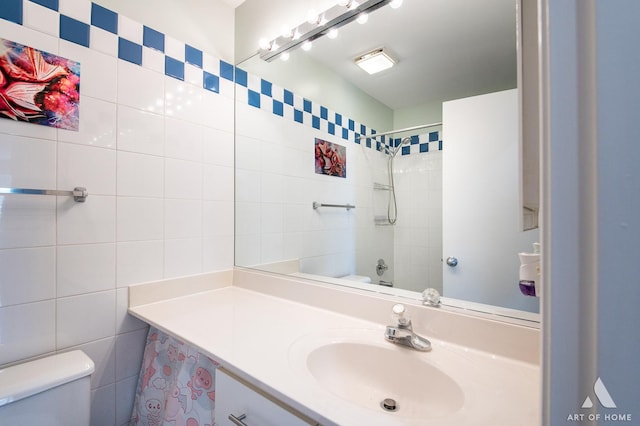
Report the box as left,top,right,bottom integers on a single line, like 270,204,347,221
289,328,465,420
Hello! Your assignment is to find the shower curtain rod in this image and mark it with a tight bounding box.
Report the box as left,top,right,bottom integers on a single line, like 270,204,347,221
355,122,443,141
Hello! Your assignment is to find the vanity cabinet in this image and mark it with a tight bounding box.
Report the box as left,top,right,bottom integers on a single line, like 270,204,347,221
215,368,319,426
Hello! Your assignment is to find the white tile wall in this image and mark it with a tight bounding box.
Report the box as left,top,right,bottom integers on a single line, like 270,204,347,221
0,7,235,425
57,243,116,296
0,247,55,306
0,134,56,188
56,290,116,348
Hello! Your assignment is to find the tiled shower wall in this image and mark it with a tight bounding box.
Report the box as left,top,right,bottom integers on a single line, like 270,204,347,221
0,1,234,424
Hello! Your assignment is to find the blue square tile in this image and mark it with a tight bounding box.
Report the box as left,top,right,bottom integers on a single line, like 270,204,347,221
284,89,294,106
411,135,419,145
261,79,272,97
366,138,371,148
0,0,22,24
164,56,184,80
402,146,411,156
31,0,58,11
348,119,355,131
185,44,202,68
335,113,342,126
235,68,247,87
360,124,366,135
91,3,117,34
117,38,143,65
143,26,164,52
342,128,349,140
429,131,439,142
420,143,429,153
439,140,443,150
248,90,260,108
220,60,234,81
320,106,328,120
60,15,90,47
294,109,303,123
273,100,283,116
203,71,219,93
312,116,320,129
303,99,312,113
376,141,381,151
328,123,335,135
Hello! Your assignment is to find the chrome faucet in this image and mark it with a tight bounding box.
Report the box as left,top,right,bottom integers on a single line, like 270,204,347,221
384,304,432,351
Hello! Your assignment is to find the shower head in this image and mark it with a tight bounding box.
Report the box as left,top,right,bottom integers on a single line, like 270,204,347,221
390,136,412,157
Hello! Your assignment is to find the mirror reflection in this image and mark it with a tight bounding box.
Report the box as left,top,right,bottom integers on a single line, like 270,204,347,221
235,0,540,317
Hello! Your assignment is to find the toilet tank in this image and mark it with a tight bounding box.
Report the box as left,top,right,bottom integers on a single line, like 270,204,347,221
0,350,95,426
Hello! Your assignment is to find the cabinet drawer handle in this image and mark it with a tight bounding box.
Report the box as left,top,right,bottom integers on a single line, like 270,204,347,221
229,413,248,426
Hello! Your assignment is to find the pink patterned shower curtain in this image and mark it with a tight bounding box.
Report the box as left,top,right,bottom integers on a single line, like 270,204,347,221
130,327,219,426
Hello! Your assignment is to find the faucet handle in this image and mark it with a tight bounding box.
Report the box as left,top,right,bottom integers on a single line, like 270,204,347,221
391,304,411,326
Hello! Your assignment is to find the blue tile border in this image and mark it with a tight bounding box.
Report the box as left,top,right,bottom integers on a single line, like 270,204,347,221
118,37,143,65
0,0,442,156
203,71,219,93
31,0,58,12
91,2,117,34
185,44,202,68
143,26,164,52
60,15,90,47
165,56,185,80
0,0,22,24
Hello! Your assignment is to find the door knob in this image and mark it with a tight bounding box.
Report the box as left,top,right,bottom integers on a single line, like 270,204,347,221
446,256,458,267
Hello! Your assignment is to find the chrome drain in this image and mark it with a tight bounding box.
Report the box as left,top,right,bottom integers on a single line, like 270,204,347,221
380,398,398,412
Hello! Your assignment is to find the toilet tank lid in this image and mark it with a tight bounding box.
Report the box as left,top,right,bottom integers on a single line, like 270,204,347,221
0,350,95,407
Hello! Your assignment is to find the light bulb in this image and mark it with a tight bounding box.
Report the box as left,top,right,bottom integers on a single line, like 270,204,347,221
348,1,359,10
336,0,349,6
259,38,270,50
390,0,403,8
269,41,279,51
327,28,339,39
356,13,368,24
280,52,290,61
301,40,312,51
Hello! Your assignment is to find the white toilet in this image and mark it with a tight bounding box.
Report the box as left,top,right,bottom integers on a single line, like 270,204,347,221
0,350,95,426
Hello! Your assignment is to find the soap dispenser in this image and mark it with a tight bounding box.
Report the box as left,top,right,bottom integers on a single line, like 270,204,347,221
519,243,541,297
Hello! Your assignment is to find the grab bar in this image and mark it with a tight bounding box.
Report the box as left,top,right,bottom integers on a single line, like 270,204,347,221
0,186,88,202
312,201,355,210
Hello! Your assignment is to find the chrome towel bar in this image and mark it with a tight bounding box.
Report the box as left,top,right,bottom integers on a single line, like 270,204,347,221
312,201,355,210
0,186,88,202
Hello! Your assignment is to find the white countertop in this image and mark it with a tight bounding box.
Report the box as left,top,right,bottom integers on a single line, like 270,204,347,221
129,271,540,426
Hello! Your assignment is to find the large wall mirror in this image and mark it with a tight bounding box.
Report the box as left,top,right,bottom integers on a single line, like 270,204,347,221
234,0,540,320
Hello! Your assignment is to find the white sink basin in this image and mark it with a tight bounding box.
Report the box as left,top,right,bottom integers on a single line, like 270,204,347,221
289,328,468,421
305,340,464,419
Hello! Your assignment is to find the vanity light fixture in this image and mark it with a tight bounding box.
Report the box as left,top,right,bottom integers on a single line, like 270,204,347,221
355,48,396,74
259,0,395,62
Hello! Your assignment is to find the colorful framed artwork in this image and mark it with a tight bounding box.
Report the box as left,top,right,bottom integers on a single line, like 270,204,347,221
315,138,347,178
0,38,80,130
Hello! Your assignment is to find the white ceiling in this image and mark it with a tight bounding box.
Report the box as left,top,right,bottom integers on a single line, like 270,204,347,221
304,0,517,110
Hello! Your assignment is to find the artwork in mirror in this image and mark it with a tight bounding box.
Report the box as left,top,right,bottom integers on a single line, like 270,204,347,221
234,0,540,319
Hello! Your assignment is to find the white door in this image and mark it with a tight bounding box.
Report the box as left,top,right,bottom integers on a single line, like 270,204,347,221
442,89,539,312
